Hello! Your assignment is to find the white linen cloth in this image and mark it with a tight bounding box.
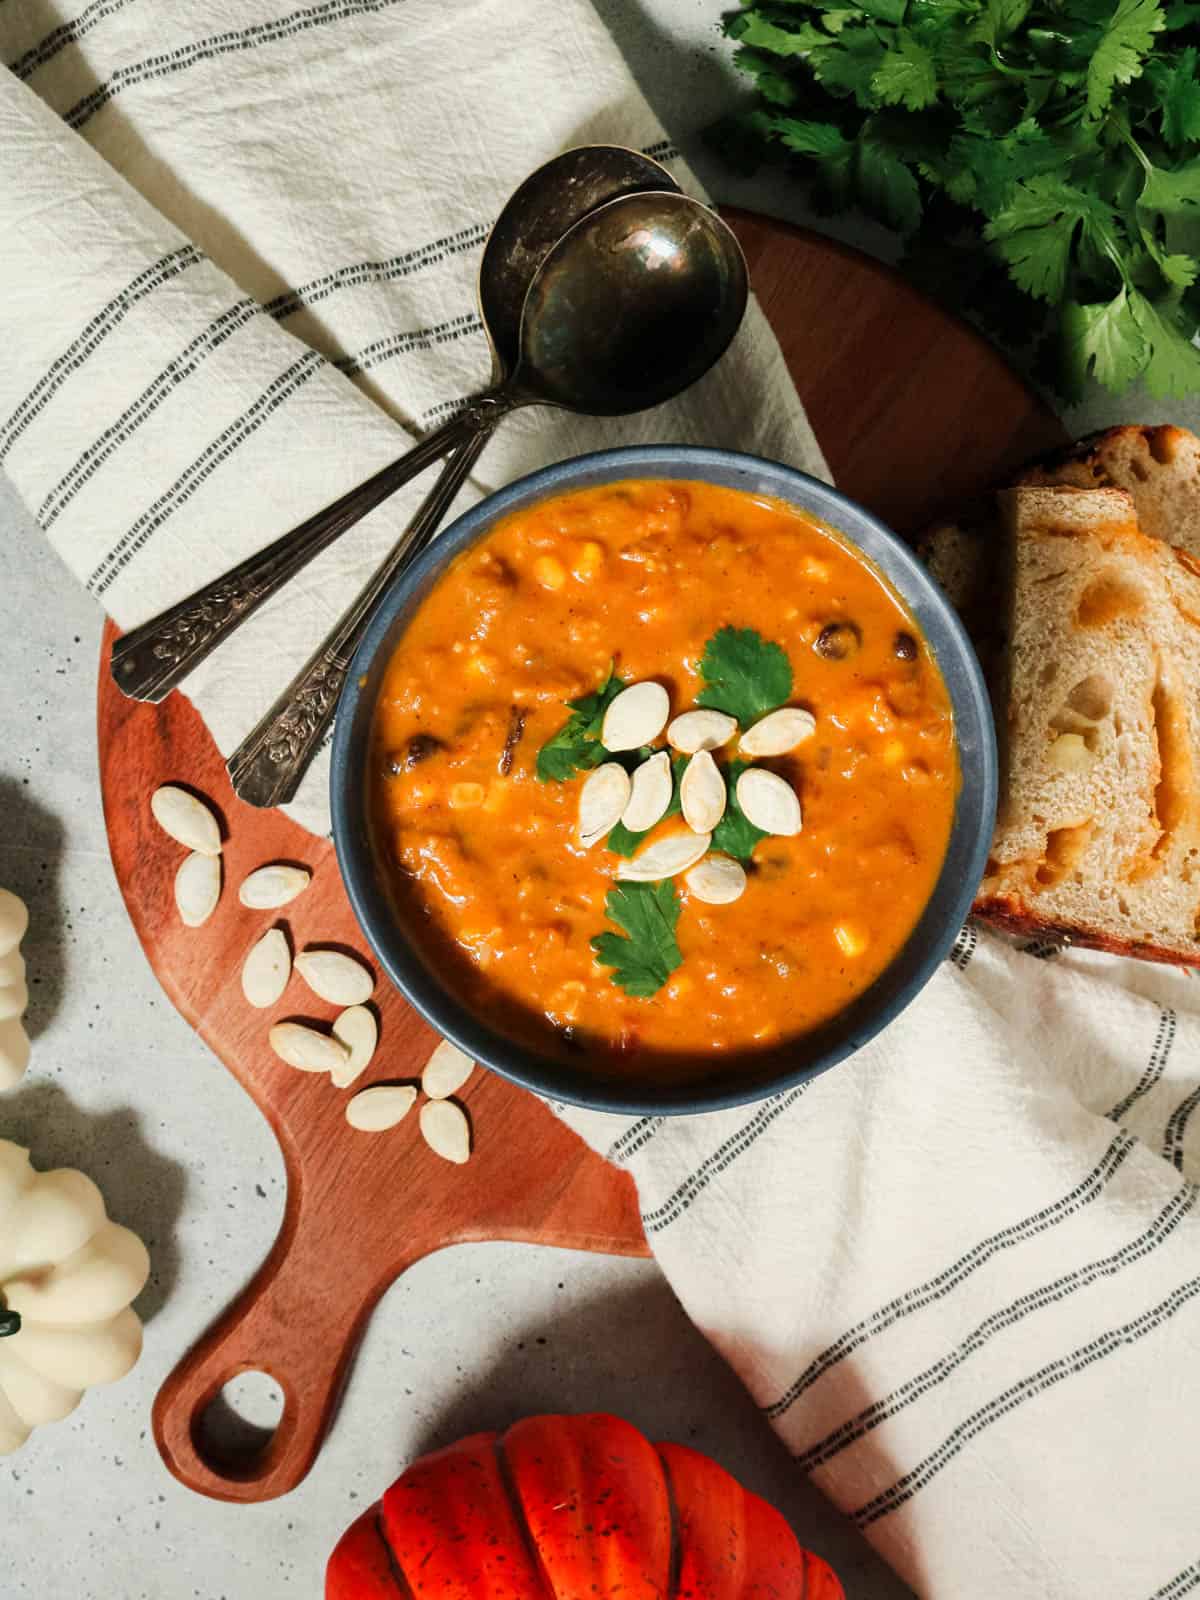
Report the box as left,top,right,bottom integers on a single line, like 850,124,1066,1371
2,5,1200,1598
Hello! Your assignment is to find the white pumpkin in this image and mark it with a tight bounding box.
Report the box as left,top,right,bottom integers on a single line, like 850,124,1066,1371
0,1140,149,1454
0,889,30,1089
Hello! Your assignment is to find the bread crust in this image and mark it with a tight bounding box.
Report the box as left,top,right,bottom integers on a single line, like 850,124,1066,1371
973,900,1200,968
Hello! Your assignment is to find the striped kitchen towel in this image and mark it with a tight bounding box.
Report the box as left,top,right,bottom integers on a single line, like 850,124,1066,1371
3,4,1200,1599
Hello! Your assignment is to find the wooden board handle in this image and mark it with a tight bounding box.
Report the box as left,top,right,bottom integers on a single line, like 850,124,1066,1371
152,1180,397,1502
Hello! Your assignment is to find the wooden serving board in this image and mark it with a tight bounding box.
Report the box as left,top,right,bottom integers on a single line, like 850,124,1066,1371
97,210,1065,1505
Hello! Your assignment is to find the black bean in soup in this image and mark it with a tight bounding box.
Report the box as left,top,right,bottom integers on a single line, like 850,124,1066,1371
894,631,918,660
814,621,862,661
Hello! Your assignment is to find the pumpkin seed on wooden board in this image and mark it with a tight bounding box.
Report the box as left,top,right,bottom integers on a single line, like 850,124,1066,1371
667,708,737,754
422,1038,473,1100
151,785,221,857
419,1098,471,1164
617,829,711,882
680,751,726,834
345,1084,416,1132
600,681,669,751
736,769,802,836
268,1021,349,1074
0,948,25,986
174,851,221,927
0,890,28,956
331,1006,378,1087
620,749,672,833
0,982,29,1024
685,854,747,905
578,763,632,848
239,864,311,909
241,928,291,1009
740,707,816,758
0,1016,31,1085
294,949,374,1006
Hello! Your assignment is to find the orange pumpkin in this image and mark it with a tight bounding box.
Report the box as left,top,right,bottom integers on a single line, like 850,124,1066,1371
326,1413,843,1600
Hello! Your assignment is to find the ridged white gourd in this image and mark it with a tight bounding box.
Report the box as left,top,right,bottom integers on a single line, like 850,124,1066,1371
0,1141,149,1455
0,889,30,1090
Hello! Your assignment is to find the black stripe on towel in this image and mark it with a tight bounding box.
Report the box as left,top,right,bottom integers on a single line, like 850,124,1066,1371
334,312,483,378
1109,1008,1176,1124
1149,1558,1200,1598
87,350,324,596
264,225,490,321
796,1182,1198,1470
763,1131,1137,1420
606,1118,664,1167
1164,1082,1200,1172
947,923,977,970
0,246,202,468
640,1087,808,1236
7,0,135,80
853,1270,1200,1526
38,295,262,532
64,0,407,131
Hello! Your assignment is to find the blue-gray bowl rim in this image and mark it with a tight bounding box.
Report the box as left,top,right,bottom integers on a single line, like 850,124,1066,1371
331,445,997,1118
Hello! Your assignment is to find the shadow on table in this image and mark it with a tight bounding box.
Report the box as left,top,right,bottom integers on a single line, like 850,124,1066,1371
0,1078,186,1324
0,773,66,1041
413,1271,913,1598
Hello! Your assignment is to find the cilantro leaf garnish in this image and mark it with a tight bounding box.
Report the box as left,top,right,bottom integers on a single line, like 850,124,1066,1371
708,0,1200,400
605,755,687,857
591,881,683,998
711,760,771,861
697,627,793,728
535,666,624,783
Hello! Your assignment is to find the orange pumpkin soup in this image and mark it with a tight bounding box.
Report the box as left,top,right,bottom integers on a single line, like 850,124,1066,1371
371,479,956,1071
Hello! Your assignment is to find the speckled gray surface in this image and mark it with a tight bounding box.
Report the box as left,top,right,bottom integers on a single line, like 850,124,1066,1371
0,6,917,1596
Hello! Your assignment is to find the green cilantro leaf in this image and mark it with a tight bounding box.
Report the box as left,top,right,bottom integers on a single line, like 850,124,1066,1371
809,25,890,102
871,32,940,110
711,761,771,861
591,881,683,998
1061,289,1149,393
855,129,924,233
984,176,1111,302
1138,158,1200,215
605,756,687,858
727,12,830,55
1085,0,1164,117
1150,48,1200,146
696,626,794,727
1130,291,1200,396
1161,253,1200,288
535,666,624,783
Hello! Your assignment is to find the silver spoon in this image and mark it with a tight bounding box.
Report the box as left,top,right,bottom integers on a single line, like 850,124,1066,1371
109,145,678,705
227,189,748,808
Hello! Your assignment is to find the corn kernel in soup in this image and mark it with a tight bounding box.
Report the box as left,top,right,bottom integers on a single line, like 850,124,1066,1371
371,480,956,1078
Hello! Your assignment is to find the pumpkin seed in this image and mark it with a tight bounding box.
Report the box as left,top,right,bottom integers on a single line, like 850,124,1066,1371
422,1038,474,1099
269,1021,349,1074
601,681,669,751
736,769,802,836
0,1016,31,1087
0,948,25,986
578,762,632,848
685,854,747,905
680,751,727,834
740,707,817,758
239,864,311,909
620,749,673,833
174,851,221,927
667,709,737,754
420,1098,471,1164
0,890,28,956
345,1084,416,1132
295,949,374,1006
0,981,29,1024
332,1006,378,1087
241,928,291,1009
617,829,711,882
151,785,221,856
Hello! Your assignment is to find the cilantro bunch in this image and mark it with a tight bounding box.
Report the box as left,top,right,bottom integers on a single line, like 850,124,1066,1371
712,0,1200,399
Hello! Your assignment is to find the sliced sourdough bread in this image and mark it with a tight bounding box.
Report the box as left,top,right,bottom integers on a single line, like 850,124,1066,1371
977,486,1200,964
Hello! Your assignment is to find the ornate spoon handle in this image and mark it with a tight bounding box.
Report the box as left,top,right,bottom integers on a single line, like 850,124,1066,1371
227,428,491,809
109,400,501,703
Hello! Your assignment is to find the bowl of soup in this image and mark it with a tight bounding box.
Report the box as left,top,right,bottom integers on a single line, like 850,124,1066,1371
331,447,996,1114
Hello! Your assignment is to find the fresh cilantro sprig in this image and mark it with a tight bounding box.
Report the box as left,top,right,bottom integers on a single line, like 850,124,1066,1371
711,760,771,860
696,626,793,726
710,0,1200,399
591,881,684,997
535,666,624,782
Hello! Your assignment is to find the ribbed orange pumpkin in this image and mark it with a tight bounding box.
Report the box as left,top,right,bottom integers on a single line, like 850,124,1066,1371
326,1413,843,1600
